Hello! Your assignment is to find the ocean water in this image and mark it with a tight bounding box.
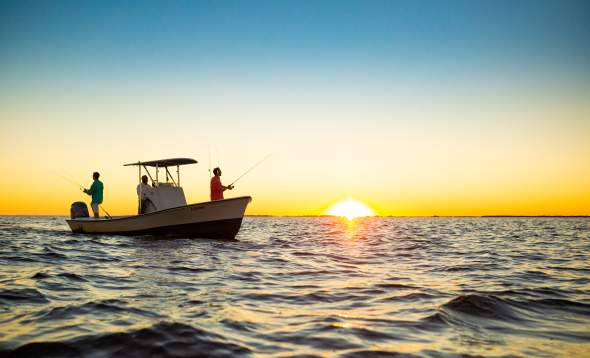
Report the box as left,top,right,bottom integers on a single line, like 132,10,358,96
0,216,589,357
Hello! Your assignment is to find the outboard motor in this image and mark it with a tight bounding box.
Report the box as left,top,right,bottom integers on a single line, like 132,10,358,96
70,202,89,219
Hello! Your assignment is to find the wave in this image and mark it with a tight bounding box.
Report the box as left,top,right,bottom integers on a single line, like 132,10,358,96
167,266,214,274
2,322,251,358
31,272,51,279
439,294,524,321
339,350,422,358
24,300,161,323
0,288,48,304
374,283,417,290
37,247,67,260
56,273,87,282
426,293,590,329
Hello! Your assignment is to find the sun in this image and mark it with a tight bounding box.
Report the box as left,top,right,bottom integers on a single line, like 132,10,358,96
326,198,375,220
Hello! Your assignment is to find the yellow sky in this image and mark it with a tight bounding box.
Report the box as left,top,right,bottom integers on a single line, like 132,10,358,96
1,78,589,216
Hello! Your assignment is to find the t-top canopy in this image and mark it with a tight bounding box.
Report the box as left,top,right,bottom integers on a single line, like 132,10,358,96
124,158,197,167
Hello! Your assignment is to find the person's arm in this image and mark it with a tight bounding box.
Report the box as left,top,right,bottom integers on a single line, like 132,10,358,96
84,182,95,196
221,184,234,191
143,185,152,198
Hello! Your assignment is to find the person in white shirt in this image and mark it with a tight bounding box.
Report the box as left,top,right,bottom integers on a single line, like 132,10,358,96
137,175,153,214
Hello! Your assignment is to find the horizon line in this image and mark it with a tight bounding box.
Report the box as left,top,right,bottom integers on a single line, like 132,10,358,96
1,214,588,218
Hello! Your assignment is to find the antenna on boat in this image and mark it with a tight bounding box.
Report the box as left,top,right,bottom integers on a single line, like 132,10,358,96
215,145,221,167
229,154,272,187
208,145,212,177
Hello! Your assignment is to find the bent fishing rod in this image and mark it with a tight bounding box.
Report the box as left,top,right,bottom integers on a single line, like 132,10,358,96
229,154,272,187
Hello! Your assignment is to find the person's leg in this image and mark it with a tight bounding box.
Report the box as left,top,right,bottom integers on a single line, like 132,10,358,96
91,203,99,218
142,199,153,214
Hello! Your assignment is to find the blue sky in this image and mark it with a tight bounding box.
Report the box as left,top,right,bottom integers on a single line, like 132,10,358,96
2,0,589,77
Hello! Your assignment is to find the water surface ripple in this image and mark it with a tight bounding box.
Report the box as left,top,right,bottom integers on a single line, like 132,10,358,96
1,216,589,357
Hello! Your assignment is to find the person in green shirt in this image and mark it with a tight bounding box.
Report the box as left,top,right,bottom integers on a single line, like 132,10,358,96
83,172,104,218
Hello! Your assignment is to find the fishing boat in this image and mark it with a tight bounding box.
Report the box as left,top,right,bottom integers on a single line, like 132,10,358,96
66,158,251,239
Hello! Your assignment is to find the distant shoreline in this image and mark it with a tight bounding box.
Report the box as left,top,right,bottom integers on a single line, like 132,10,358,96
1,214,588,218
245,215,590,218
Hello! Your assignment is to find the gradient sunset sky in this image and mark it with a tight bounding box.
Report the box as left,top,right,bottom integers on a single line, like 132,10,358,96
1,0,589,216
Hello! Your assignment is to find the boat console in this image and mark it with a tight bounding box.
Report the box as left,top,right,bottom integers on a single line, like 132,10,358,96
124,158,197,214
143,185,187,213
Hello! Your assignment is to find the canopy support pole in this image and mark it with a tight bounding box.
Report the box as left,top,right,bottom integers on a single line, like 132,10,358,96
142,165,154,184
164,167,177,186
138,164,142,214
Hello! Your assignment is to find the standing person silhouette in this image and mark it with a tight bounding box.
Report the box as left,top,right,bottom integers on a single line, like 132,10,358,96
210,167,233,201
83,172,103,218
136,175,153,214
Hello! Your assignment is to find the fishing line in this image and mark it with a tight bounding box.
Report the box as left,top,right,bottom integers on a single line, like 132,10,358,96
229,154,272,187
56,173,84,191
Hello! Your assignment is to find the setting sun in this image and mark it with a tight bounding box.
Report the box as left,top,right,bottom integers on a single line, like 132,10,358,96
326,198,375,220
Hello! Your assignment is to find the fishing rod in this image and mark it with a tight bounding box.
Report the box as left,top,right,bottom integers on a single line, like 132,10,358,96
208,145,212,177
216,145,221,167
229,154,272,187
99,205,112,219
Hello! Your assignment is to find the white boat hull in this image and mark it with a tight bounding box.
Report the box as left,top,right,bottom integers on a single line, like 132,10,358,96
66,196,251,239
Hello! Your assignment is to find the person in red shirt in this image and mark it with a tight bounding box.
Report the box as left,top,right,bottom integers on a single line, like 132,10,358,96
210,167,234,201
